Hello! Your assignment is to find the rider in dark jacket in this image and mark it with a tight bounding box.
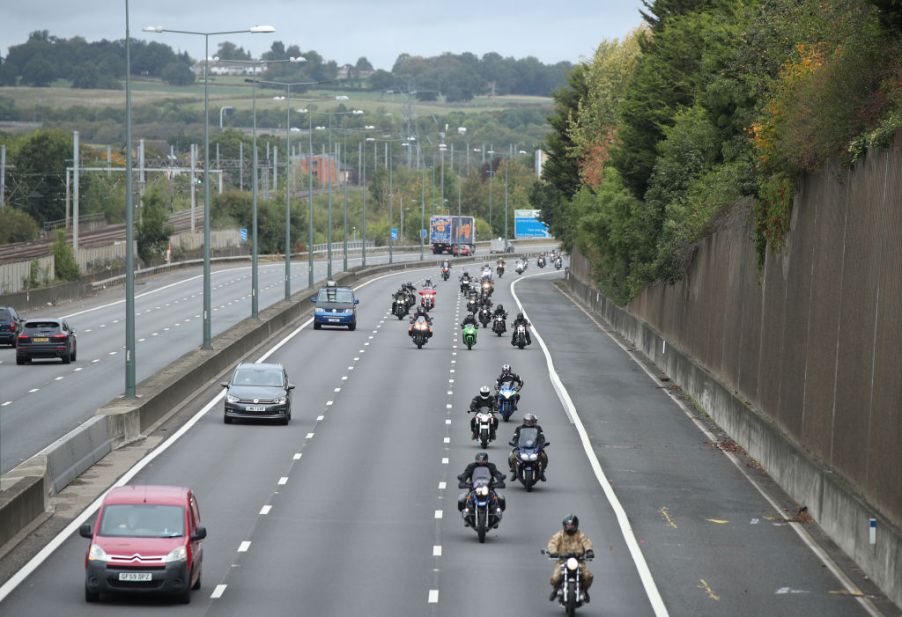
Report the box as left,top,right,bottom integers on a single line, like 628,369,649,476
409,306,433,337
508,413,548,481
461,311,478,329
468,385,498,439
495,363,524,410
510,312,532,346
458,452,506,489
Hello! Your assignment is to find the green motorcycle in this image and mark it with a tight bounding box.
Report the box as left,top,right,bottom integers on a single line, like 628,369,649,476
462,323,478,350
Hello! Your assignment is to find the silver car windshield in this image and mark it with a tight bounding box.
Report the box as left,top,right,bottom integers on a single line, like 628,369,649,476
233,368,284,387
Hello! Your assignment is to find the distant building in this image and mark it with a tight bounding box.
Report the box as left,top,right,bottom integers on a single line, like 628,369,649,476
191,61,266,77
298,154,340,185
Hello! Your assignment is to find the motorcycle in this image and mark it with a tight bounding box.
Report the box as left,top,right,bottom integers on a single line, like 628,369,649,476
481,280,494,298
460,278,471,294
478,307,492,328
511,427,549,492
419,289,436,311
466,297,479,315
496,264,504,278
458,471,505,544
542,549,593,615
554,257,563,270
409,316,431,349
495,384,520,421
462,322,478,350
537,255,546,268
441,266,451,281
513,324,530,349
392,297,409,320
492,314,507,336
515,261,525,275
474,409,497,449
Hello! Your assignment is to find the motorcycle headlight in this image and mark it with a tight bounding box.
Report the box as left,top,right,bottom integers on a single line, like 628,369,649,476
519,453,530,461
88,544,111,562
162,546,187,563
529,453,539,461
475,486,489,497
566,557,579,572
226,394,239,404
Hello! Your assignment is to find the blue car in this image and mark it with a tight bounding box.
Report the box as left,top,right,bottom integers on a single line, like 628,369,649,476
311,281,358,330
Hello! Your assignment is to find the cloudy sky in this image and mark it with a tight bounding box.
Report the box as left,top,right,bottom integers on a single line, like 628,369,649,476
1,1,646,69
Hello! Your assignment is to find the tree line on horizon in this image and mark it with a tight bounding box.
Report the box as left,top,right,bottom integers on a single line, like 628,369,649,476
0,31,572,100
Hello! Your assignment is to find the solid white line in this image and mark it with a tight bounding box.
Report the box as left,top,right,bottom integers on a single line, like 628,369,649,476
554,283,881,616
0,264,443,604
211,584,227,599
238,541,251,552
510,272,669,617
260,505,272,515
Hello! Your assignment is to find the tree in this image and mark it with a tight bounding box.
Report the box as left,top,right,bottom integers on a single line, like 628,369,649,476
137,186,173,264
10,129,73,223
21,56,55,86
542,63,587,199
369,69,394,91
0,207,39,244
161,62,194,86
216,41,251,61
52,230,80,281
355,56,374,72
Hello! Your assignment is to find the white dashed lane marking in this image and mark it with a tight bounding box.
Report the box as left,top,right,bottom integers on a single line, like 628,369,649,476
260,505,272,515
278,477,288,486
211,584,227,599
238,541,251,552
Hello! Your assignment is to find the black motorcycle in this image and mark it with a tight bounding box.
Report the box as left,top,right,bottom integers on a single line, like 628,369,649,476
542,550,594,616
510,428,549,492
478,307,492,328
466,297,479,315
458,471,505,543
392,297,409,320
492,314,507,336
513,324,530,349
409,316,431,349
496,264,504,278
460,278,471,294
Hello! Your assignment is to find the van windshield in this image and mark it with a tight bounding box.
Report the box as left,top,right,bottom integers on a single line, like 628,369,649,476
317,288,354,304
99,504,186,538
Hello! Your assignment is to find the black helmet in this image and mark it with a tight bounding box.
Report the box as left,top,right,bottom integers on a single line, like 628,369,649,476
523,413,537,427
563,514,579,535
516,312,524,321
501,363,511,374
497,304,504,312
479,385,491,398
475,452,489,464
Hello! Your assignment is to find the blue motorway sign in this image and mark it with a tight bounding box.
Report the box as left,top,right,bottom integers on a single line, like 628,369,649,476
240,227,248,242
514,210,551,239
391,228,399,241
420,228,427,240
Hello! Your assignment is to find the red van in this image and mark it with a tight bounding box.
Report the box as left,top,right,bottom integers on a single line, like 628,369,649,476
80,485,206,603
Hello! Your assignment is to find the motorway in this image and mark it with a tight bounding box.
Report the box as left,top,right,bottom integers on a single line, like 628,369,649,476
0,248,475,474
0,264,887,616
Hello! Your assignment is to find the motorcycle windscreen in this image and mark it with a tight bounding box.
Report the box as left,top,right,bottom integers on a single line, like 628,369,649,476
518,427,540,448
470,466,493,484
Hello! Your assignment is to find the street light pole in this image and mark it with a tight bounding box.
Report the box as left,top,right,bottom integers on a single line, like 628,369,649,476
144,24,275,350
284,86,291,299
306,111,314,288
418,144,425,261
124,0,136,397
251,81,259,318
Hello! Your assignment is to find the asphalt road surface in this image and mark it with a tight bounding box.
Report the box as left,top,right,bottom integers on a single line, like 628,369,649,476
0,246,550,473
0,265,887,616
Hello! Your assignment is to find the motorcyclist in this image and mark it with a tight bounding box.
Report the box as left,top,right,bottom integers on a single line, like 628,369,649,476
423,278,435,289
493,303,508,320
481,264,493,279
495,363,524,409
458,451,505,489
547,515,594,602
409,305,433,337
511,312,532,346
441,259,451,270
468,385,498,440
461,311,478,329
508,413,547,481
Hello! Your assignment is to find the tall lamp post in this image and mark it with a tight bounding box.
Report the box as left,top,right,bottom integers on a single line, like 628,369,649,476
144,23,275,350
124,0,136,397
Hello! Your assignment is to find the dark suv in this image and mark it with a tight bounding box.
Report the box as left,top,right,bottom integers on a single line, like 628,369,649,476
0,307,24,347
222,363,294,425
16,318,77,364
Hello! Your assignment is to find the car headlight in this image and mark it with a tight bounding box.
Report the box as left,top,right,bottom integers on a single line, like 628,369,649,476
88,544,111,562
276,396,288,405
226,394,239,403
162,546,187,563
314,307,326,314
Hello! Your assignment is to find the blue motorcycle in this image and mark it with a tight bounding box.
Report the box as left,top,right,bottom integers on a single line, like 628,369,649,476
510,427,549,492
496,384,520,421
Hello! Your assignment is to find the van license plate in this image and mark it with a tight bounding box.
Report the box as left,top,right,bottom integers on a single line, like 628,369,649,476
119,572,152,582
246,405,266,412
328,318,339,323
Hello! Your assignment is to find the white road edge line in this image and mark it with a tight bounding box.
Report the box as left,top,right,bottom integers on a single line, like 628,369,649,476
0,265,440,604
510,271,669,617
552,281,881,617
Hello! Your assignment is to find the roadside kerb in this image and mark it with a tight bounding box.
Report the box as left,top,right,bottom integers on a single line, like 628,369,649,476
0,249,543,554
